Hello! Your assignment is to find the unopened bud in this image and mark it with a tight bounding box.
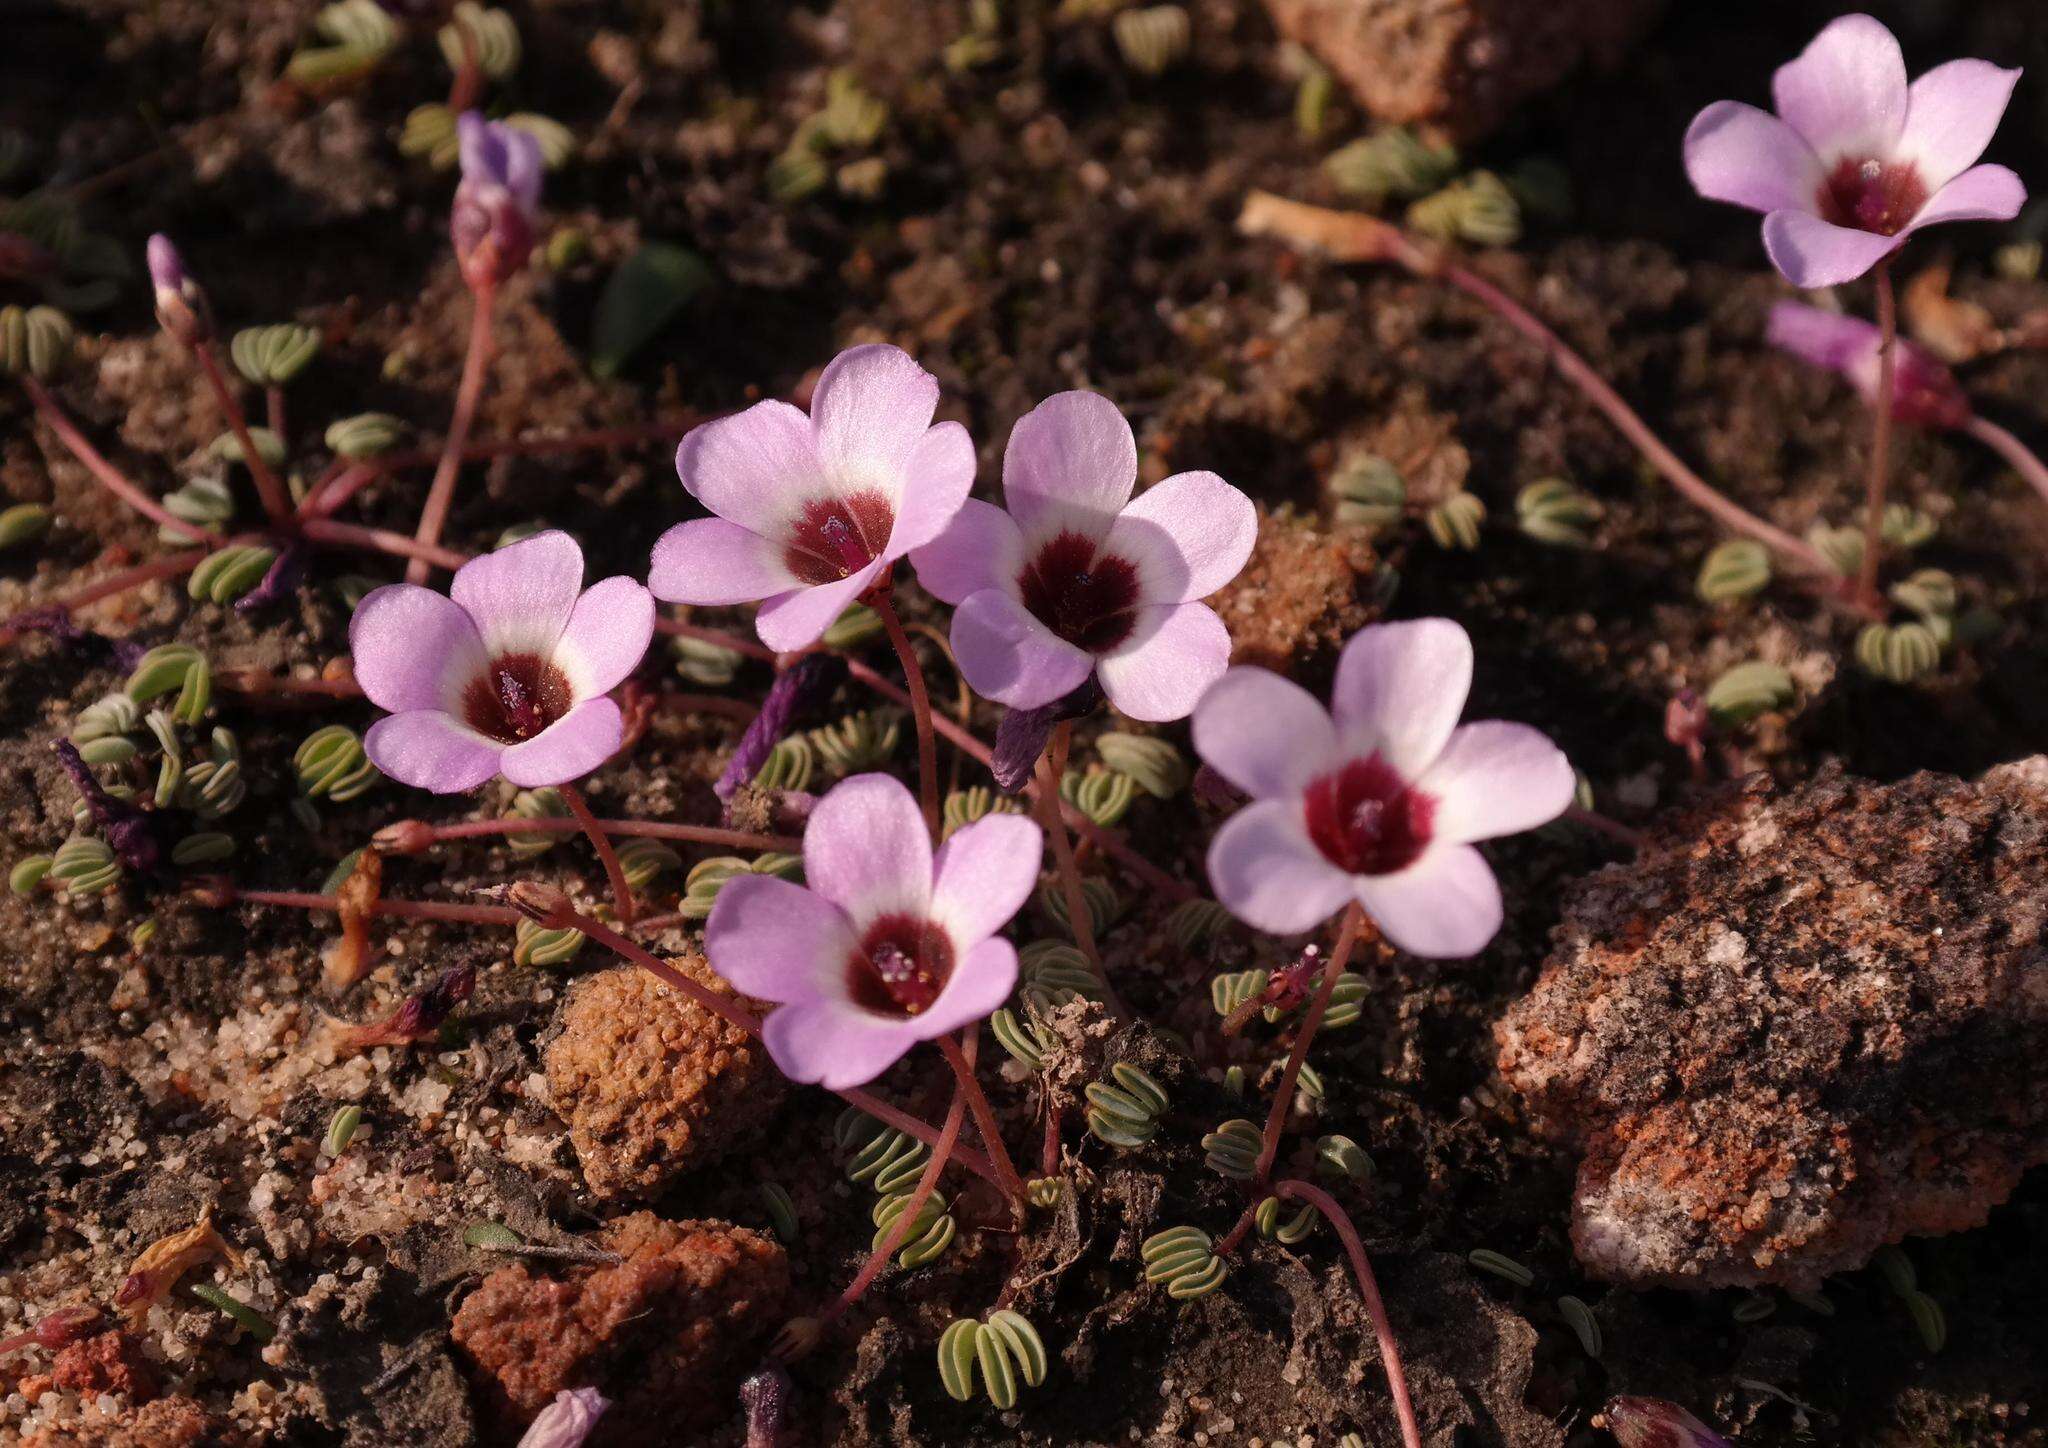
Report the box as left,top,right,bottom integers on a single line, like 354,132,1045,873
147,234,212,347
373,819,438,855
508,879,568,925
768,1316,821,1363
516,1386,609,1448
451,113,542,292
1602,1396,1733,1448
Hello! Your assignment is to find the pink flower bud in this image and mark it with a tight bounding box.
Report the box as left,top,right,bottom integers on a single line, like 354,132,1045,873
517,1387,609,1448
148,234,212,347
1603,1395,1733,1448
451,113,542,292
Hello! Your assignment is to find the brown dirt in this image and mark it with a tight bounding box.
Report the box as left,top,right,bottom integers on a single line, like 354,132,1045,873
3,1,2048,1445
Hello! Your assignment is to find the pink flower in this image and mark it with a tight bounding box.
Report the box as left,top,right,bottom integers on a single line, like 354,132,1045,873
518,1387,609,1448
146,234,210,346
648,345,976,652
705,773,1042,1089
350,531,654,793
1766,300,1971,428
451,112,542,291
1684,14,2024,288
1191,618,1573,957
911,391,1256,722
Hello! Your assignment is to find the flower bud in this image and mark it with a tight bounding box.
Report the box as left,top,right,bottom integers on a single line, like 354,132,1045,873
517,1387,609,1448
147,234,212,347
451,113,542,292
1602,1396,1733,1448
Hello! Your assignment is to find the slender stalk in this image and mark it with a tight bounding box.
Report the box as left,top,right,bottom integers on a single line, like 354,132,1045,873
394,816,799,853
658,690,761,725
821,1034,970,1325
1273,1178,1422,1448
512,886,1002,1186
20,378,220,544
0,547,210,646
558,782,636,926
221,888,521,927
446,19,483,110
1235,193,1847,587
870,590,940,838
1253,902,1365,1184
1963,414,2048,510
1857,260,1898,606
296,458,365,520
194,343,294,525
1563,804,1644,850
302,517,467,572
266,385,286,441
1041,1099,1064,1176
216,668,363,702
1033,727,1129,1022
407,281,497,584
936,1031,1028,1209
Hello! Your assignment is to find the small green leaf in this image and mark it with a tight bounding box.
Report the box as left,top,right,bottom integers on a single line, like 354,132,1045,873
589,243,712,379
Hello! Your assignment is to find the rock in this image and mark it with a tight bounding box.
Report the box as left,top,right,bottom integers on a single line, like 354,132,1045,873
1212,510,1374,673
451,1213,789,1444
50,1330,158,1402
544,954,785,1200
1496,760,2048,1290
1259,0,1661,143
24,1397,237,1448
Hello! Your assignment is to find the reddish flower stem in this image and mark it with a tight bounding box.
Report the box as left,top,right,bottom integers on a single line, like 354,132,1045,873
222,888,522,927
1040,1099,1064,1177
657,689,761,725
1235,193,1855,593
1273,1177,1422,1448
870,589,940,838
936,1031,1029,1210
406,280,497,584
558,782,637,926
1564,804,1644,850
194,343,295,526
301,517,467,572
1253,902,1366,1185
1858,260,1898,606
1964,414,2048,510
510,885,1004,1188
299,459,381,520
19,378,221,544
820,1033,971,1326
397,816,799,852
1033,726,1129,1022
215,668,364,702
0,547,211,646
266,385,286,442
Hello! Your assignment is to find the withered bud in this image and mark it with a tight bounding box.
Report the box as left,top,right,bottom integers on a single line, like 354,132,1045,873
1602,1396,1733,1448
508,880,569,926
372,820,438,855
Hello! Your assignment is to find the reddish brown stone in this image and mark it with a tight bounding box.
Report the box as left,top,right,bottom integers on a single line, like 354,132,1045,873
1260,0,1662,142
1497,760,2048,1289
544,954,785,1200
452,1213,789,1444
50,1330,158,1403
25,1396,232,1448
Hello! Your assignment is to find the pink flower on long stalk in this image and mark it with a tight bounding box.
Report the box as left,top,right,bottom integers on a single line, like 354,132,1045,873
1192,618,1572,957
911,391,1256,721
451,112,542,291
1766,300,1971,428
350,531,653,792
1684,14,2023,288
648,345,975,652
705,773,1041,1089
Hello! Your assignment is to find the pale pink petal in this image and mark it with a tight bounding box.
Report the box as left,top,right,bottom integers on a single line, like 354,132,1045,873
1329,618,1472,780
517,1387,607,1448
449,529,585,659
1905,163,2026,231
809,344,940,492
1771,13,1907,161
1105,470,1258,606
929,814,1043,946
349,584,485,714
1897,60,2022,190
674,400,825,536
909,498,1024,605
1207,798,1356,934
950,588,1095,709
1355,843,1503,958
763,1002,916,1089
552,576,653,701
1095,602,1232,723
1761,209,1903,288
498,697,622,787
648,518,797,606
1001,391,1136,545
1682,101,1824,215
908,937,1018,1039
803,773,934,925
1417,721,1576,844
1191,667,1339,801
887,421,977,555
1766,301,1879,375
705,874,857,1004
754,559,887,653
364,710,502,793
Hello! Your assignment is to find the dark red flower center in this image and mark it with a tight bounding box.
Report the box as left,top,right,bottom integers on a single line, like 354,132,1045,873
1017,530,1142,653
785,490,895,587
1302,755,1435,876
1817,156,1929,237
461,653,572,743
846,913,953,1018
